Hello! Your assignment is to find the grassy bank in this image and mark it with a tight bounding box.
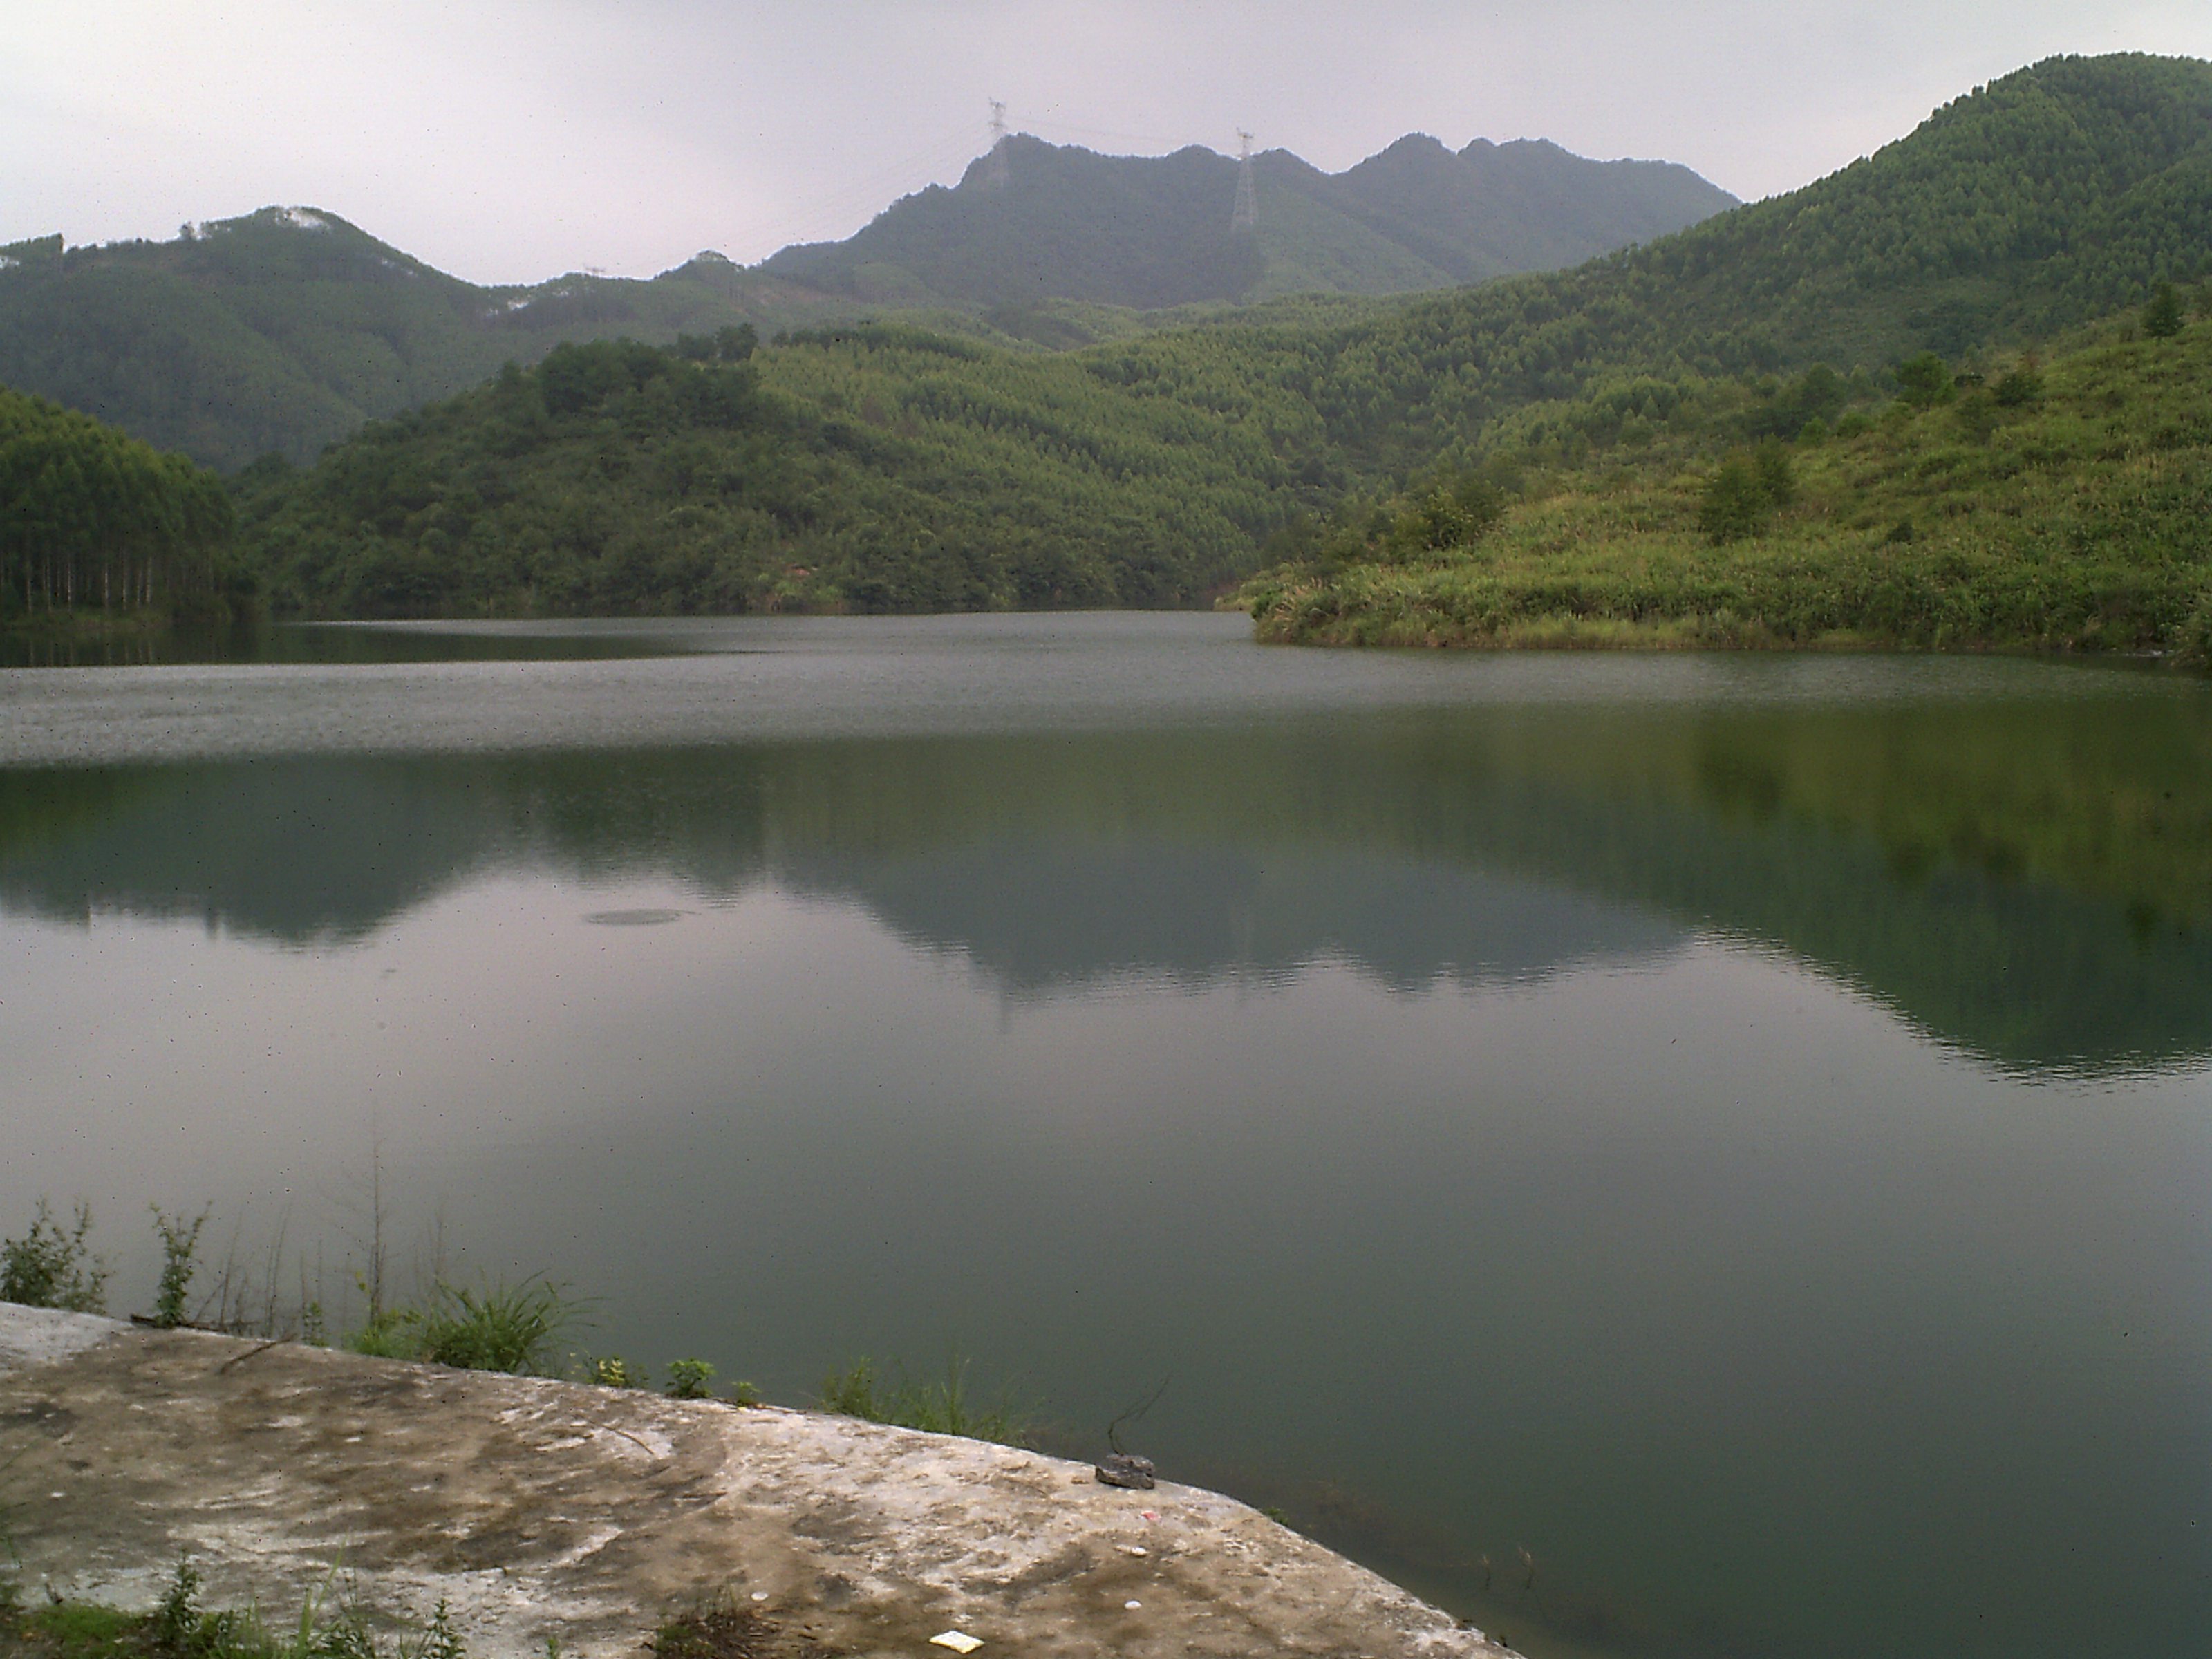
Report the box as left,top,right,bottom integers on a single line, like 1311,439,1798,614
1238,306,2212,656
0,1197,1022,1445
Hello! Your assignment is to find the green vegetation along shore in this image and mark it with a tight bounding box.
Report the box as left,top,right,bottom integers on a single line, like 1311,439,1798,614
1,1194,1018,1445
1238,301,2212,657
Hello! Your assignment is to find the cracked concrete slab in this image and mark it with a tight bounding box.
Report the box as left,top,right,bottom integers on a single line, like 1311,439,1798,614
0,1305,1507,1659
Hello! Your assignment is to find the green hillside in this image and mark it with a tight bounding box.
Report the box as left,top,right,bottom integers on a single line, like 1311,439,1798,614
0,209,860,470
760,132,1734,308
223,53,2212,626
1238,297,2212,656
1091,52,2212,473
0,386,238,624
237,328,1300,615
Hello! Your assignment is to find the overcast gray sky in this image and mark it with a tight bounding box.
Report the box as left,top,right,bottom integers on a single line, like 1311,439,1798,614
6,1,2207,285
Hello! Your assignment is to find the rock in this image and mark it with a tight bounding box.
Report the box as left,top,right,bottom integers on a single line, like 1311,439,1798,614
1095,1452,1157,1490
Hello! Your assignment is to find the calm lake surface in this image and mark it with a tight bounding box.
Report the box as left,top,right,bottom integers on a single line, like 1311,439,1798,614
3,614,2209,1659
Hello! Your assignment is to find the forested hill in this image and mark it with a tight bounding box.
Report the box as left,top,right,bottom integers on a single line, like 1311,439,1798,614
236,330,1301,617
758,133,1736,308
1232,52,2212,469
1241,298,2212,657
0,209,857,471
0,388,236,623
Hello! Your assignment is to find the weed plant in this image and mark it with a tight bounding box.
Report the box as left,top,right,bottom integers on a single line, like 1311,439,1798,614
0,1199,109,1313
660,1359,715,1400
3,1197,1022,1452
149,1208,209,1329
818,1356,1031,1446
648,1602,825,1659
0,1561,469,1659
587,1356,648,1389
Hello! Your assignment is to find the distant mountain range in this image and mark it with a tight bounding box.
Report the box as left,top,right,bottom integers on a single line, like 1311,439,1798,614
761,133,1736,309
0,132,1732,468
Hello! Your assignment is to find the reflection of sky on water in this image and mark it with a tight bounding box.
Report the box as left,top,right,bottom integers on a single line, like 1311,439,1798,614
3,868,2206,1659
6,724,2209,1072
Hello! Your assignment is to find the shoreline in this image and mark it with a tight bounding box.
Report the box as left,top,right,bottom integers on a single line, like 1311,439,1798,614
0,1303,1510,1659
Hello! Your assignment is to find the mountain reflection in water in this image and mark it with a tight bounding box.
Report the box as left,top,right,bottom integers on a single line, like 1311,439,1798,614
5,708,2209,1072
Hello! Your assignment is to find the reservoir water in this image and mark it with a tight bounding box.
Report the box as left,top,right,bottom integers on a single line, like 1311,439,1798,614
3,614,2208,1658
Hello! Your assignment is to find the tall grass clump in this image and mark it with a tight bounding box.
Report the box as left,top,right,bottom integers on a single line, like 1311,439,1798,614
818,1355,1031,1446
348,1277,577,1375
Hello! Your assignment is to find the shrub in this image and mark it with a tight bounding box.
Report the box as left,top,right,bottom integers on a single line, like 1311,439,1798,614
414,1280,574,1373
1953,388,2001,443
2143,281,2183,339
418,1602,464,1659
1753,439,1797,506
1698,456,1771,544
133,1555,468,1659
1,1199,110,1313
153,1558,204,1655
1895,352,1955,408
1994,359,2044,407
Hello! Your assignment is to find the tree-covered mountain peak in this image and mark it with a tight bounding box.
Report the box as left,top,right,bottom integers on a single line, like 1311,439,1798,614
84,203,462,290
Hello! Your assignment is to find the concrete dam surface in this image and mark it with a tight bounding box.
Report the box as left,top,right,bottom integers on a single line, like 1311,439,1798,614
0,1304,1503,1659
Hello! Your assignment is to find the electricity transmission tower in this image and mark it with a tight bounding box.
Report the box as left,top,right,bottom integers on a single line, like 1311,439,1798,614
1230,129,1258,233
986,99,1011,188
